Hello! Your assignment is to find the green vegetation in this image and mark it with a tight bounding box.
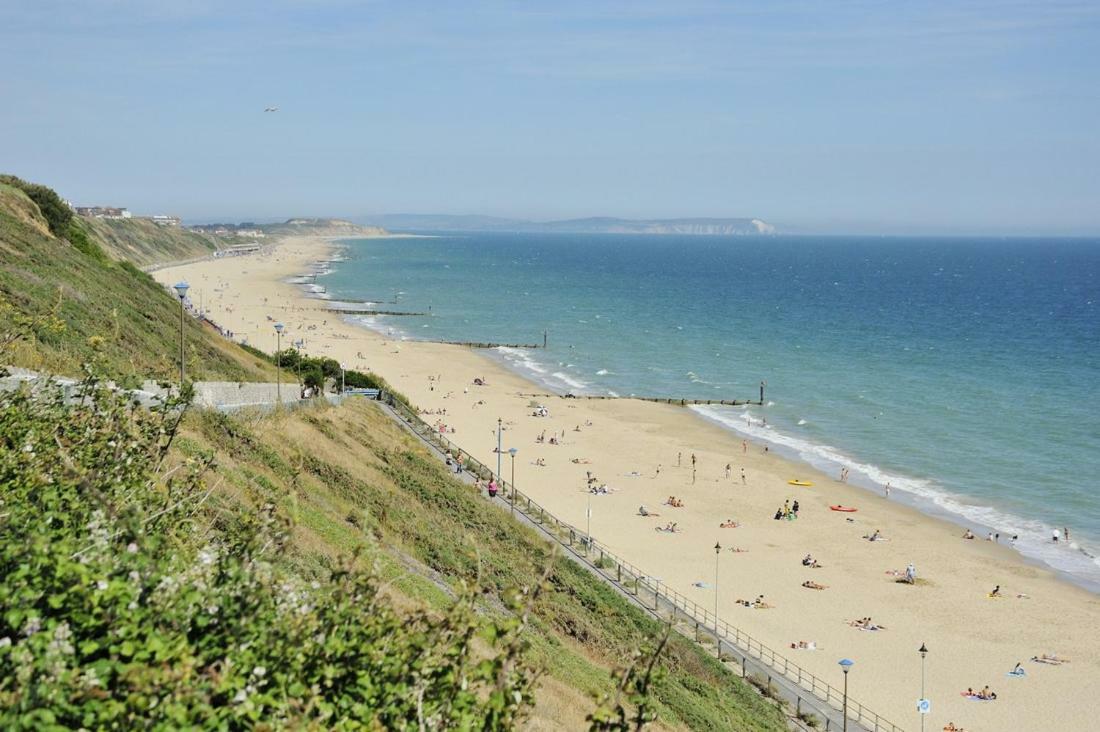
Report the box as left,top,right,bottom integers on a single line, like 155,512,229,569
271,347,413,406
0,177,277,383
0,382,541,729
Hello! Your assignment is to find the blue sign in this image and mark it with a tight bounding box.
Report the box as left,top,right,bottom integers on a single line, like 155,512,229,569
917,698,931,714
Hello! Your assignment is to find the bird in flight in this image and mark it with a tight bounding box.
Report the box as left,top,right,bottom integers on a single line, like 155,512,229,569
264,106,279,112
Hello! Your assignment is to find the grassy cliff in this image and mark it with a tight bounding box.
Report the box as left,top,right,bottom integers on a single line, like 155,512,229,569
0,179,276,383
82,216,222,266
181,400,787,730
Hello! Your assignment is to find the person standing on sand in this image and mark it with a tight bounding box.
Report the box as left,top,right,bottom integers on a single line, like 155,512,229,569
884,483,891,498
692,468,696,485
654,464,662,478
725,463,731,479
691,453,697,468
1064,527,1071,542
677,452,682,467
742,440,747,453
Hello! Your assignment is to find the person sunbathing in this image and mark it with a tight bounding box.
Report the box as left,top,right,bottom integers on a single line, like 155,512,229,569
655,522,679,533
978,686,997,700
802,554,820,567
962,529,975,540
1031,653,1068,665
1009,662,1025,676
720,519,740,528
728,547,749,553
989,585,1002,597
864,529,885,541
802,580,827,590
753,595,773,609
789,640,817,650
638,505,660,517
943,724,967,732
571,457,591,464
665,496,684,508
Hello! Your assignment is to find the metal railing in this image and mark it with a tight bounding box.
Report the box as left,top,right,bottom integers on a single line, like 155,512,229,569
383,393,903,732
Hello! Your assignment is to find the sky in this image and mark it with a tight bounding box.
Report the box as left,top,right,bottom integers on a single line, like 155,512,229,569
1,0,1098,234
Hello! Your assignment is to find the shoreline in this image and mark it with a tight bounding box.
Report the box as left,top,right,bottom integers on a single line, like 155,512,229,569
155,234,1100,731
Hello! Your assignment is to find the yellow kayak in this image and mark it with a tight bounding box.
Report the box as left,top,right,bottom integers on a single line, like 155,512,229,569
788,479,814,487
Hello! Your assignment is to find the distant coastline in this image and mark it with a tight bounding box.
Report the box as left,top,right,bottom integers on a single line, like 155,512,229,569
357,214,776,235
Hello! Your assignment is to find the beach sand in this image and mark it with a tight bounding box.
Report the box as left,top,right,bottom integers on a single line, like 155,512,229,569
157,235,1100,731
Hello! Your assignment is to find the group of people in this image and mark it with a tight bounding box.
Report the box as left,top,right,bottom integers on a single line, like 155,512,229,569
773,499,799,520
665,496,685,508
963,686,997,700
736,594,772,609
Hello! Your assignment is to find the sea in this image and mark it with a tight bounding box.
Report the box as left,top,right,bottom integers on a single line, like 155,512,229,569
311,232,1100,591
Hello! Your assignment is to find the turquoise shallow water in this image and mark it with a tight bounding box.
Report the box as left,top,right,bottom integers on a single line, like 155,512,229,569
316,233,1100,589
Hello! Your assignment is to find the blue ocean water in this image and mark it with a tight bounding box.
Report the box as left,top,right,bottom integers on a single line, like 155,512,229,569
317,233,1100,589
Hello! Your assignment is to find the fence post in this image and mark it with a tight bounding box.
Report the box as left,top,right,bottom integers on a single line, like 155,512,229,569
616,564,622,582
741,656,746,677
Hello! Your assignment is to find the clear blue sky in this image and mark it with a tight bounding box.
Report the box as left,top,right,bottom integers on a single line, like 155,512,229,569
2,1,1098,234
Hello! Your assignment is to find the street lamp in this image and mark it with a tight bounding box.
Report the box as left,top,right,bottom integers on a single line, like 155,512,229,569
586,488,592,555
339,362,346,394
293,339,304,390
173,281,190,386
714,541,722,659
274,323,284,403
838,658,854,732
508,447,518,516
496,417,503,481
919,643,929,732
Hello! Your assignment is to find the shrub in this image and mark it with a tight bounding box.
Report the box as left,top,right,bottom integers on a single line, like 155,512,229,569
0,174,72,237
0,380,544,729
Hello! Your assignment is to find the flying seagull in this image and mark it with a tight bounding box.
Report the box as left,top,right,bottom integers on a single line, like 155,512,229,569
264,106,279,112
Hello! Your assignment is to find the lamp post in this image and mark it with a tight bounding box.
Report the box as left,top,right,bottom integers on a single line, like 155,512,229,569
294,339,304,389
496,417,503,481
173,281,190,386
586,488,592,555
838,658,854,732
714,541,721,624
508,447,518,516
919,643,929,732
714,541,722,659
274,323,284,403
340,363,346,394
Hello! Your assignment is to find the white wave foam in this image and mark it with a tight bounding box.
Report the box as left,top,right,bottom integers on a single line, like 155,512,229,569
596,369,610,376
552,371,589,391
495,346,548,375
691,404,1100,589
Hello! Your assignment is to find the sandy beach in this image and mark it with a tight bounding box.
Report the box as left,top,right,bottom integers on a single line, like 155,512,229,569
157,235,1100,731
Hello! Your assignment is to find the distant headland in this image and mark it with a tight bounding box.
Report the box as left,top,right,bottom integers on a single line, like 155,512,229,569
359,213,776,235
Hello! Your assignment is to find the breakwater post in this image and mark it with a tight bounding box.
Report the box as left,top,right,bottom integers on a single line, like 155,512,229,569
760,380,766,404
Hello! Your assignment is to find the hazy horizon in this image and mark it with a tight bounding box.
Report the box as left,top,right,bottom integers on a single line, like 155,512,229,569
3,1,1099,235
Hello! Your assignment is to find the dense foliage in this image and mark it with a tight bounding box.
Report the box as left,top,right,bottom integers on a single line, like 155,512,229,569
0,174,72,238
0,380,544,729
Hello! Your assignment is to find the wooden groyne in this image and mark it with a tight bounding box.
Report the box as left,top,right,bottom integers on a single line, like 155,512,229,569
323,297,397,305
325,308,429,316
438,340,542,349
516,392,762,406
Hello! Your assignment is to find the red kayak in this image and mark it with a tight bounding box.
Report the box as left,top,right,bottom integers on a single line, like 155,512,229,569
830,505,858,512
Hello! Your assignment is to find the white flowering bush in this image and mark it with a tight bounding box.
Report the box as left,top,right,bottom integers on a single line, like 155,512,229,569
0,378,544,729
